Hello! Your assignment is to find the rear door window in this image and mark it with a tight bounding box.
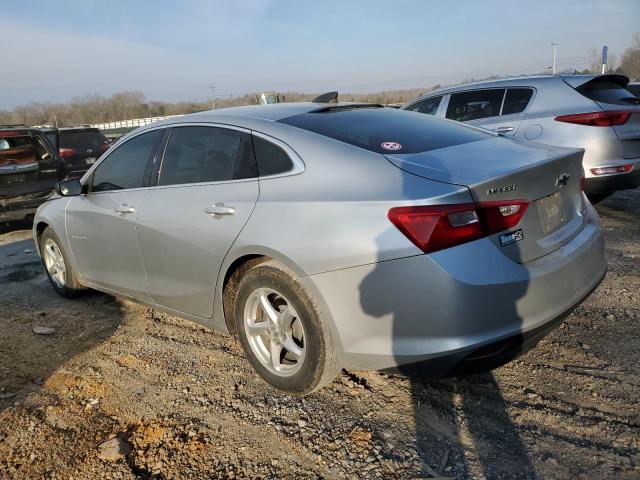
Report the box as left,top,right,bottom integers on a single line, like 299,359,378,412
446,89,505,121
502,88,534,115
405,96,443,115
92,129,163,192
159,126,256,186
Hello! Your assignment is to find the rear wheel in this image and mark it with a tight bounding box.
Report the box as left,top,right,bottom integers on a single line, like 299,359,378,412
234,260,340,394
587,192,612,205
40,227,85,298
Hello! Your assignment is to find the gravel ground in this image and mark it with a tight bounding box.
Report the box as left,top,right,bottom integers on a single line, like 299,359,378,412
0,190,638,480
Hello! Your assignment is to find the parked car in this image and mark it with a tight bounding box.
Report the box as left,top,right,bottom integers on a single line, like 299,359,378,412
0,127,62,223
403,74,640,202
627,82,640,97
57,126,110,179
33,104,606,394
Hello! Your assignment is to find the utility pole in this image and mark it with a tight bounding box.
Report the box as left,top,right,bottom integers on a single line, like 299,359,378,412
551,42,558,74
209,86,216,110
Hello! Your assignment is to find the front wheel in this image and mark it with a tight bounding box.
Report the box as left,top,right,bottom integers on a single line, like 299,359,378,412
40,227,85,298
234,260,340,394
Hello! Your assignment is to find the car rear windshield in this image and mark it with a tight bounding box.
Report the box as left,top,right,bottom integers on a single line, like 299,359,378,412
278,106,489,154
576,79,640,106
59,130,108,150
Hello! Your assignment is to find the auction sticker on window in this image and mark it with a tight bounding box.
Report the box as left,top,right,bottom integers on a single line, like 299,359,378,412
381,141,402,151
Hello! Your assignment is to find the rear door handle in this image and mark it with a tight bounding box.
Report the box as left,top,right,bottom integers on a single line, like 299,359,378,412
114,204,136,214
493,126,515,133
204,204,235,216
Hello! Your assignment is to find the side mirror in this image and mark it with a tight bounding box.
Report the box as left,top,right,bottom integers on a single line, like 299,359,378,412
55,179,83,196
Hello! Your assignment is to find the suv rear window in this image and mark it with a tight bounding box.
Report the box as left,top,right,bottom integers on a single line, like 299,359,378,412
59,130,108,150
576,80,640,106
278,107,489,155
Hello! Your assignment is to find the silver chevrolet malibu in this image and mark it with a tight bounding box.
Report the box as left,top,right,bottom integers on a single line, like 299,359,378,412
33,103,606,394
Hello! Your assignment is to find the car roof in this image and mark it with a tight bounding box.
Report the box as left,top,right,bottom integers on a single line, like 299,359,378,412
187,102,335,121
409,74,630,104
131,102,379,132
58,126,100,132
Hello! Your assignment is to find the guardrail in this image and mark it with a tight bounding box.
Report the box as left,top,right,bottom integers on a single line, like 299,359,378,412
90,114,185,131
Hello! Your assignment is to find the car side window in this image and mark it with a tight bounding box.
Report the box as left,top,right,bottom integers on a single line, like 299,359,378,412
405,96,443,115
252,135,293,176
446,89,505,122
502,88,534,115
91,129,163,192
159,126,256,186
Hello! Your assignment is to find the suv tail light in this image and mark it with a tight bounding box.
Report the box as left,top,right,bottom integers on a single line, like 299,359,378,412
59,147,76,158
388,201,529,254
590,164,633,175
554,110,634,126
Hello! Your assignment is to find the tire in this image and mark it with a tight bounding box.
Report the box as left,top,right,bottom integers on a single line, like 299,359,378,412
40,227,85,298
587,192,611,205
234,260,340,394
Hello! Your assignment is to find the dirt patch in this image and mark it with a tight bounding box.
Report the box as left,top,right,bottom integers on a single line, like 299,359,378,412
0,190,638,479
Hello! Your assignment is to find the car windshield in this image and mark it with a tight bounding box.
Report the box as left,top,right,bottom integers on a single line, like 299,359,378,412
278,106,489,155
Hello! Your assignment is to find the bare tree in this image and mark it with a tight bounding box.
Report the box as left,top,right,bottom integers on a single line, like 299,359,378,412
619,32,640,80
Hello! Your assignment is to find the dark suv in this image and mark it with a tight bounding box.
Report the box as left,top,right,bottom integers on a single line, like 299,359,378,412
57,127,110,178
0,127,62,222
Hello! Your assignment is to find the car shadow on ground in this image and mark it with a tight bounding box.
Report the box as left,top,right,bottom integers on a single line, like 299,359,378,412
358,158,537,478
0,228,123,414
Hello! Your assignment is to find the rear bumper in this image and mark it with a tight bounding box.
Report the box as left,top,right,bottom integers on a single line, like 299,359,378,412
0,196,50,222
584,164,640,196
307,203,606,371
382,267,605,377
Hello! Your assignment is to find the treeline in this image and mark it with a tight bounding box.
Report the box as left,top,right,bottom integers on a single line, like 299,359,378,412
2,34,638,128
0,88,440,128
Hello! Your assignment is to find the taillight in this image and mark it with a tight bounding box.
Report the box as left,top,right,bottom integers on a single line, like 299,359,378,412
388,200,529,254
554,110,634,126
590,164,633,175
59,147,76,158
100,143,110,151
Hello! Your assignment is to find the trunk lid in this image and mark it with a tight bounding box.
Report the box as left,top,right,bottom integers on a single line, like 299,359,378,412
385,136,586,263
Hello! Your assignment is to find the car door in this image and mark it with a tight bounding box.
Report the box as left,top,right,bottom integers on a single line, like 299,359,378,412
0,132,60,215
65,128,164,299
136,124,259,318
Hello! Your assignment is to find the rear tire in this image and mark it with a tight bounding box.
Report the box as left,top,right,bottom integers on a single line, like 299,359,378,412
587,192,611,205
234,260,340,395
40,227,85,298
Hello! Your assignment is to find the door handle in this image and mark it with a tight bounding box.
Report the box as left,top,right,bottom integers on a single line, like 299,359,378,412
114,204,136,214
204,204,235,216
493,126,515,133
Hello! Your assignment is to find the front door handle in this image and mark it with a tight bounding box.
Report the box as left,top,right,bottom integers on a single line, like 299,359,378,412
493,126,515,133
204,204,235,216
114,204,136,214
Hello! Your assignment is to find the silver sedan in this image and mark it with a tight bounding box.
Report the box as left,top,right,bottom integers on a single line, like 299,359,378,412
34,103,606,394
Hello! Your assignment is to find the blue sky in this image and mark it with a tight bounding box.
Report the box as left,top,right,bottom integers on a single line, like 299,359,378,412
1,0,638,109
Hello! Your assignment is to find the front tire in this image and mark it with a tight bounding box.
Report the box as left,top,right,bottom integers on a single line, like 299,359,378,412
40,227,85,298
234,260,340,394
